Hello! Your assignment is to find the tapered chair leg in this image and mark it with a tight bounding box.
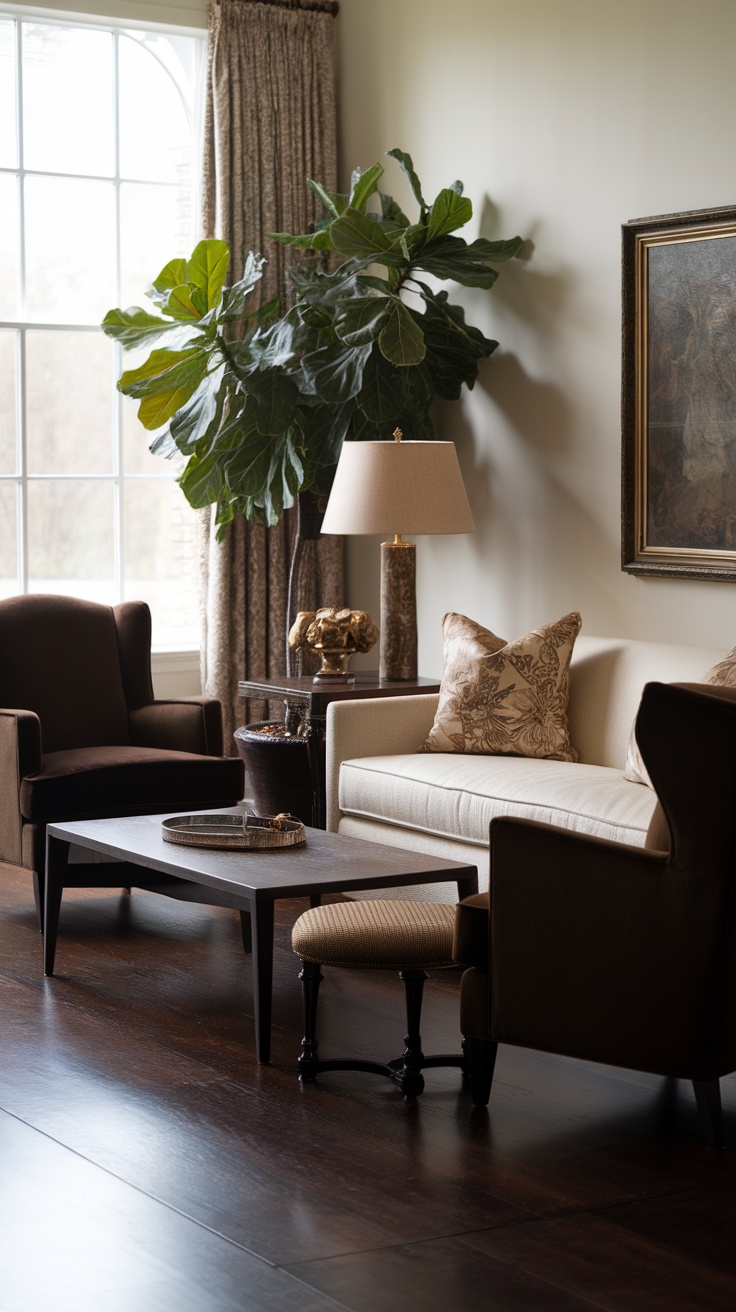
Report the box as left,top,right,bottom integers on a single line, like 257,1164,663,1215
467,1037,498,1108
693,1078,723,1147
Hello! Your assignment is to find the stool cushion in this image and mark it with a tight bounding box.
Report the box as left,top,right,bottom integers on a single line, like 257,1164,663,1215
292,900,457,970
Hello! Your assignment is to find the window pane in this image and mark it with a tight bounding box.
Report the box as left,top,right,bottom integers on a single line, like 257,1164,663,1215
28,480,114,599
26,331,113,475
124,480,199,646
120,181,192,311
119,34,191,183
0,482,18,597
22,23,113,176
0,331,17,474
0,174,20,319
0,19,17,169
25,176,115,323
120,343,175,476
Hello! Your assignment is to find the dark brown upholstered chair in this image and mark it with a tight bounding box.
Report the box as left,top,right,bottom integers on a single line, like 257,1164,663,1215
453,681,736,1146
0,594,244,922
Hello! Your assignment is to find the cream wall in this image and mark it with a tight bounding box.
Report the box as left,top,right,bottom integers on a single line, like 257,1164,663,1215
336,0,736,678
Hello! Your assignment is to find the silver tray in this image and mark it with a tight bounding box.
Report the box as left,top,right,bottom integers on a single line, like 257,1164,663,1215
162,813,306,851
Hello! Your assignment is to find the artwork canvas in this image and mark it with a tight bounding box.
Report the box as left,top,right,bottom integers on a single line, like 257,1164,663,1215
622,206,736,579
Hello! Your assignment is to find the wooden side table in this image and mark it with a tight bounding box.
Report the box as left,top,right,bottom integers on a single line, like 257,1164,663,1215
237,673,440,829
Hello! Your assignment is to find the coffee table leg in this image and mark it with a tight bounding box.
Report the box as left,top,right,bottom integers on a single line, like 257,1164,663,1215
457,871,479,901
251,895,274,1064
44,835,70,976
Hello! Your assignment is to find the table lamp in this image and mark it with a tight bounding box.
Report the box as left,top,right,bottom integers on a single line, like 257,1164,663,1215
320,429,475,681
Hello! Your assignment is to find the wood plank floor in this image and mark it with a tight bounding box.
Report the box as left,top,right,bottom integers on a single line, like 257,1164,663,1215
1,863,736,1311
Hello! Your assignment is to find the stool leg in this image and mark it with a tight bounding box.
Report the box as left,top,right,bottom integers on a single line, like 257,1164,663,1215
396,969,428,1100
298,959,323,1083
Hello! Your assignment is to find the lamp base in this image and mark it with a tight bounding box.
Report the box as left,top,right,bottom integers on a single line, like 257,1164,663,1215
380,540,417,681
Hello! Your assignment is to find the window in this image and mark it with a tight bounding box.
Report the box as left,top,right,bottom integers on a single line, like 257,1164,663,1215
0,12,205,649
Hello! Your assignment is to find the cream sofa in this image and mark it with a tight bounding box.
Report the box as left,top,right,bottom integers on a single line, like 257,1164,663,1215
325,634,726,902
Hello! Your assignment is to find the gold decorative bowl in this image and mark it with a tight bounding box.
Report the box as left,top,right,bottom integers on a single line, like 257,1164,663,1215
162,813,306,851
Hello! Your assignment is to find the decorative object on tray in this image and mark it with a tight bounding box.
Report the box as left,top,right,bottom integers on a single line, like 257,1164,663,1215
162,813,305,851
288,607,379,683
622,203,736,580
320,429,475,681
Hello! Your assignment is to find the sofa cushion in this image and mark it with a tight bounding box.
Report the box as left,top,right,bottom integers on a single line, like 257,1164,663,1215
339,751,658,849
625,652,736,786
20,745,244,823
420,611,582,762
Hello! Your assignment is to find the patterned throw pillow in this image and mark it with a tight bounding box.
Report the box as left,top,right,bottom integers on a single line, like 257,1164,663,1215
419,611,582,761
624,645,736,787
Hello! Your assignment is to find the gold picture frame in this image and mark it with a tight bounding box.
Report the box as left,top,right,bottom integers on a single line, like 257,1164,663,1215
622,204,736,579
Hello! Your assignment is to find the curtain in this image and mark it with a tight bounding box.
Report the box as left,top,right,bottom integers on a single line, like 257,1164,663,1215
199,0,343,749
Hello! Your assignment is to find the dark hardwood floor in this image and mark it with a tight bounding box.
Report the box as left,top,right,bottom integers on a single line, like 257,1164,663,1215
2,862,736,1311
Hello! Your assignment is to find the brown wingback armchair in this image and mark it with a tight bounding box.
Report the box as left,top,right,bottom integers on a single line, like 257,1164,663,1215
0,594,244,921
454,681,736,1145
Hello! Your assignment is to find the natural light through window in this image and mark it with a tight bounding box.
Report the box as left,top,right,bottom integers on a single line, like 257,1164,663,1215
0,13,204,649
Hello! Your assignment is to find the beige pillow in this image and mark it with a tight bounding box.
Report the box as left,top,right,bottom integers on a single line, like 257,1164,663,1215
420,611,582,761
624,645,736,787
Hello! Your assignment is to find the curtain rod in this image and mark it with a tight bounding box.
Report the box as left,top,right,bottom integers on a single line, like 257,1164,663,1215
212,0,339,14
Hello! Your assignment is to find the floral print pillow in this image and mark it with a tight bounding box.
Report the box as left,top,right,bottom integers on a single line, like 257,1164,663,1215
420,611,582,761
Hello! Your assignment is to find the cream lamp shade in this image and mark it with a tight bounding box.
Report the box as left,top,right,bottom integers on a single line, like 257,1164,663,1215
320,440,475,537
321,439,475,681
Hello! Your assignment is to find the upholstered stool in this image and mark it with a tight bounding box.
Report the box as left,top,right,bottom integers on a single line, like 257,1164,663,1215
292,899,465,1099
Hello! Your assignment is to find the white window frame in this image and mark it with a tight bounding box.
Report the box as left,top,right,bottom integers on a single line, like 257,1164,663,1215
0,6,206,657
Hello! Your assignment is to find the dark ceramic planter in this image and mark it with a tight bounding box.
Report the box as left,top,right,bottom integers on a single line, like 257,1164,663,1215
234,721,318,826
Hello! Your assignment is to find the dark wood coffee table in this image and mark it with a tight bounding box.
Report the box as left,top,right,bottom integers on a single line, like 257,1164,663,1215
44,813,478,1063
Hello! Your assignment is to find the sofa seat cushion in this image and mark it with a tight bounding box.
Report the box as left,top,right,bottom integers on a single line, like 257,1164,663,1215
339,753,658,849
20,745,244,823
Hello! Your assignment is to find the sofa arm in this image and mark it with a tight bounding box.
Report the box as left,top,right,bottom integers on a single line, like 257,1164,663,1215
325,693,439,832
480,816,724,1075
0,709,42,864
129,697,225,757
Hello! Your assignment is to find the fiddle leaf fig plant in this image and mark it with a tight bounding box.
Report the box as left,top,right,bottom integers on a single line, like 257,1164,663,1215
103,149,524,538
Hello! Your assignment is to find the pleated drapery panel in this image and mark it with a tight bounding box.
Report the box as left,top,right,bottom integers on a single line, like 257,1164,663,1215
200,0,343,750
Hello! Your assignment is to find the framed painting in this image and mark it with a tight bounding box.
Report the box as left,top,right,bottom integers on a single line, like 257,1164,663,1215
622,204,736,579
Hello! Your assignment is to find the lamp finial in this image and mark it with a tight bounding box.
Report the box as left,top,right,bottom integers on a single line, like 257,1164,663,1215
392,427,403,442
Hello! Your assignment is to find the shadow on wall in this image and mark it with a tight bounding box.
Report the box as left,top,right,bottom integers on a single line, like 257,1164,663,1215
477,350,572,459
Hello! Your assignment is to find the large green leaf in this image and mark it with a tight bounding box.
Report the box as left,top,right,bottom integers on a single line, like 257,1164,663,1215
357,344,410,425
120,348,209,429
247,371,299,436
329,208,405,264
299,341,372,404
348,162,384,214
165,284,202,321
378,300,426,366
415,236,499,288
168,364,228,454
308,179,348,219
101,306,191,350
185,239,230,310
386,148,427,214
148,258,187,307
418,287,497,398
221,252,266,317
178,444,227,509
426,188,473,242
334,296,392,347
268,227,335,251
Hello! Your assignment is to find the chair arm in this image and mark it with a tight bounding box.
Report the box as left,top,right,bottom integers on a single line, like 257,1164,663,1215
0,709,42,864
129,697,225,757
325,693,439,832
480,817,725,1076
